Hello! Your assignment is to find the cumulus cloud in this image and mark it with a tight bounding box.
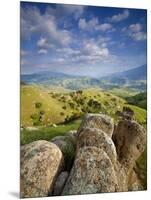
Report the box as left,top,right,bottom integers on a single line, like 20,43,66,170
78,18,113,32
21,6,71,47
56,38,111,65
129,24,142,32
78,18,98,30
38,49,48,54
96,23,112,31
108,10,129,23
123,23,147,41
46,4,84,20
130,32,147,41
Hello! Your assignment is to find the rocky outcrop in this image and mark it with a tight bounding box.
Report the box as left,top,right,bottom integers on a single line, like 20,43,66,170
52,171,69,196
78,113,114,137
113,119,146,171
77,127,117,164
127,169,143,191
21,112,146,198
62,147,118,195
62,113,146,195
20,140,64,198
62,114,118,195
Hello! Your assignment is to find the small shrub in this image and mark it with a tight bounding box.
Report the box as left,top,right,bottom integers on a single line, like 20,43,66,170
62,106,67,110
35,102,42,109
30,113,39,120
39,110,45,115
60,112,65,116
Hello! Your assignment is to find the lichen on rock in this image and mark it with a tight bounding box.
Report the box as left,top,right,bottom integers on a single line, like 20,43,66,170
20,140,64,198
78,113,114,137
62,146,118,195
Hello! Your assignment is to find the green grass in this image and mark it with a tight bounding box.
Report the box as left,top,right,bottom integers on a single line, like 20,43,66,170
21,119,81,145
108,87,139,98
125,92,147,109
125,104,147,125
21,85,74,126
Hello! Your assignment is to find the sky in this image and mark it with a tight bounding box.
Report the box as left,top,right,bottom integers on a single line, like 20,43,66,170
20,1,147,77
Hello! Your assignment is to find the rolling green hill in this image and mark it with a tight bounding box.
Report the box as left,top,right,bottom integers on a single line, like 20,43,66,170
21,85,146,127
21,85,72,126
125,92,147,109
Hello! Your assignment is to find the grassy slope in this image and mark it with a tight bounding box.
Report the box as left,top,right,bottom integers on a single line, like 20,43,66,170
21,119,81,145
125,92,147,110
21,85,74,126
21,86,147,143
108,87,139,98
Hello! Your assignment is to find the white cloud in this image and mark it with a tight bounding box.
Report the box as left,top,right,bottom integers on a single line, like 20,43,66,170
56,48,80,56
129,23,142,32
130,32,147,41
78,18,98,31
38,49,48,54
82,40,109,57
37,37,47,47
123,23,146,41
60,5,84,20
46,4,84,20
21,6,71,47
96,23,112,31
108,10,129,23
78,18,113,32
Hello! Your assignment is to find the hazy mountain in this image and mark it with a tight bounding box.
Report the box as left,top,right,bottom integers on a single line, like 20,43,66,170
21,71,75,83
21,65,147,91
104,65,147,81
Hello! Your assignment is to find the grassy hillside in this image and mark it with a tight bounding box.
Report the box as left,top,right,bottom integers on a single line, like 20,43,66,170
108,87,139,98
21,85,73,126
21,85,147,127
21,86,126,127
21,118,81,145
125,92,147,109
21,85,147,144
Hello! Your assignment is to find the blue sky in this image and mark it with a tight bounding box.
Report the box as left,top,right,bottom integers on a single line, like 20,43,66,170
21,2,147,77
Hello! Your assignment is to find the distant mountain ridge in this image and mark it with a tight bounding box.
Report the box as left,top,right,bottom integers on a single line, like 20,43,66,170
21,71,75,83
21,64,147,91
106,64,147,81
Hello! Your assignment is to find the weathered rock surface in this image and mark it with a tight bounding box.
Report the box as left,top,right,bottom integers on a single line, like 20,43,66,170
77,127,117,164
78,113,114,137
113,120,146,170
114,161,128,192
127,169,143,191
53,171,69,196
21,112,147,197
62,146,118,195
20,140,64,198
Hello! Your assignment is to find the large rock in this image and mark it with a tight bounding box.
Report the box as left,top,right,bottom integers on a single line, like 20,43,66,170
113,120,146,170
20,140,64,198
114,162,128,192
51,135,76,171
53,171,69,196
77,127,117,164
127,169,143,191
78,114,114,137
62,146,118,195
